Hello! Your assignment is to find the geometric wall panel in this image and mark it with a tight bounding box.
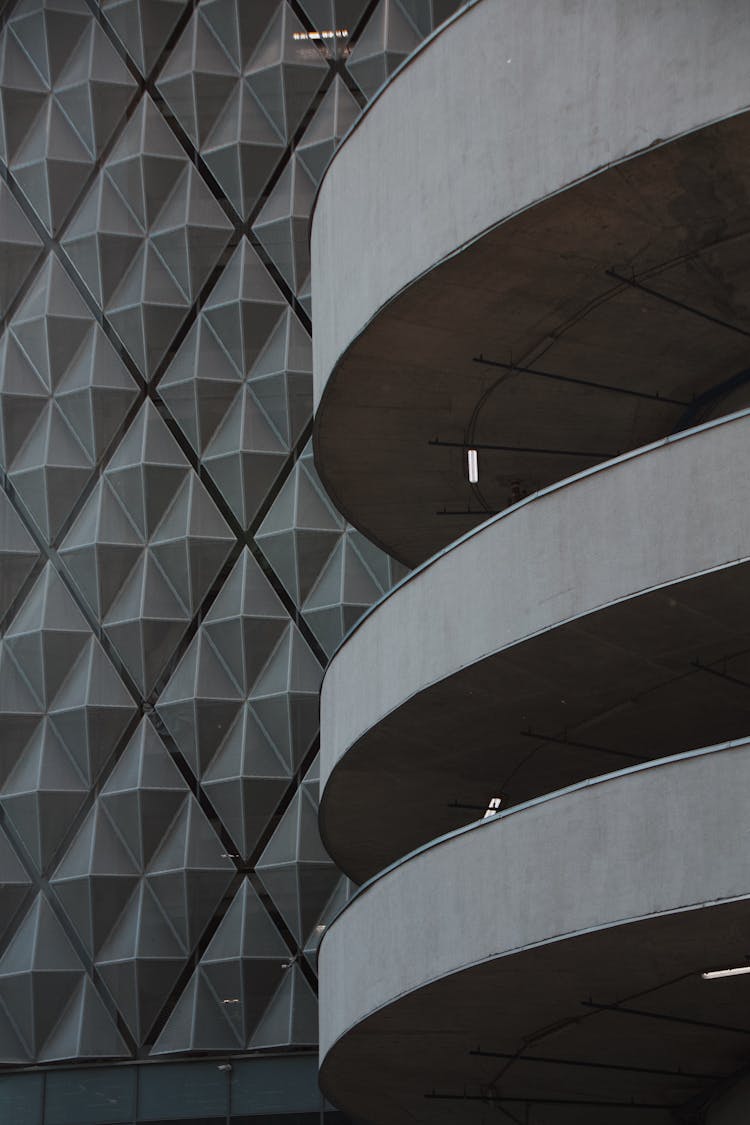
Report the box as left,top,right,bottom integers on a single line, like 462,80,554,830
0,893,86,1057
156,548,323,861
0,717,89,873
151,878,291,1053
346,0,422,101
301,529,393,656
202,79,288,224
158,1,328,222
58,477,144,622
0,180,43,318
0,255,139,540
38,974,130,1062
59,400,235,695
201,700,291,861
257,443,405,655
102,548,192,695
256,756,338,945
0,1003,30,1063
145,794,235,952
0,640,41,790
48,635,136,784
256,443,346,607
245,4,328,143
153,628,244,779
0,824,33,946
296,76,360,185
0,488,40,622
64,96,233,378
1,0,137,235
252,155,317,303
50,802,140,957
155,10,238,152
99,717,189,870
102,0,186,78
248,962,318,1049
0,0,440,1071
95,879,186,1045
3,562,91,710
159,238,311,529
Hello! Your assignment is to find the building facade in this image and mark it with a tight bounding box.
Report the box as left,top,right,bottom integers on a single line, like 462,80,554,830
0,1,464,1122
312,1,750,1122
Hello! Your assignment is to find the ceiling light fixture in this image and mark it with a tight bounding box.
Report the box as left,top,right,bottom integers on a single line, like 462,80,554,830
467,448,479,483
483,796,502,818
702,965,750,980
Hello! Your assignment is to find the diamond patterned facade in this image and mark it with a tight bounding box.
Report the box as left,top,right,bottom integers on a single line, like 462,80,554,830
0,0,459,1090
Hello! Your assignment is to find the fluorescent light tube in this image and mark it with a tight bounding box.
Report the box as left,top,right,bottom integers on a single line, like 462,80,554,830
467,448,479,483
701,965,750,980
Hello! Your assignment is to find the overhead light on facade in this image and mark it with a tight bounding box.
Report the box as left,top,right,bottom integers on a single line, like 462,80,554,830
702,965,750,980
293,29,349,41
467,448,479,483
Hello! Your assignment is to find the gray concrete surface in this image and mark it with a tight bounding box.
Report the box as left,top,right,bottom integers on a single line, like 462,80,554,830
311,0,750,563
319,738,750,1123
320,409,750,880
313,0,750,395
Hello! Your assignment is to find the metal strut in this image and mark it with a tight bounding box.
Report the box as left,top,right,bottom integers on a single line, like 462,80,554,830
473,354,690,406
582,1000,750,1036
425,1091,675,1109
469,1048,727,1082
692,660,750,692
520,728,646,763
429,437,614,458
435,506,497,517
606,269,750,340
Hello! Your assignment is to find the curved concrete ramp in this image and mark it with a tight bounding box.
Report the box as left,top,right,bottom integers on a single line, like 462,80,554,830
312,0,750,564
320,739,750,1124
320,410,750,881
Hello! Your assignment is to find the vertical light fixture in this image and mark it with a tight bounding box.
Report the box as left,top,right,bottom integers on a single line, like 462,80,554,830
467,448,479,483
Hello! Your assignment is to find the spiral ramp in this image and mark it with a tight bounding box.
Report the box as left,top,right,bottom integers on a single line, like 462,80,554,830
310,1,750,1121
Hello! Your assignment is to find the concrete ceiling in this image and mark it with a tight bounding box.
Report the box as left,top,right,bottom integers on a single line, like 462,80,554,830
314,113,750,567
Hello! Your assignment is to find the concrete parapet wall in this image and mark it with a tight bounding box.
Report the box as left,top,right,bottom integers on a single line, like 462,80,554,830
321,410,750,805
320,738,750,1061
312,0,750,410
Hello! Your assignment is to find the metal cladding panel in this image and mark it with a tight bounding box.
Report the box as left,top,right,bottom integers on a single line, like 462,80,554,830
0,0,457,1069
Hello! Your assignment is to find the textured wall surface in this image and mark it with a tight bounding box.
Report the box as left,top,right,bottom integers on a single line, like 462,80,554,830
0,0,459,1068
